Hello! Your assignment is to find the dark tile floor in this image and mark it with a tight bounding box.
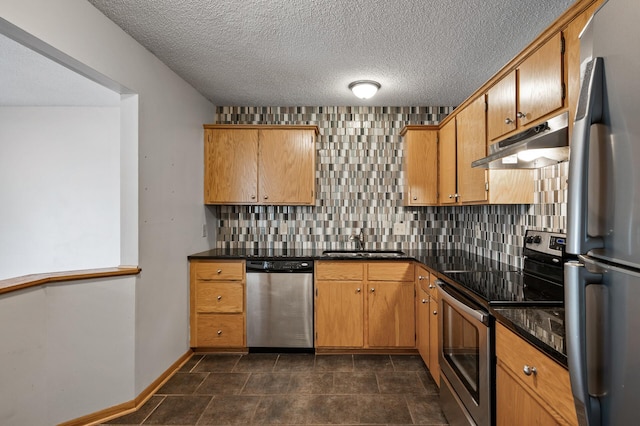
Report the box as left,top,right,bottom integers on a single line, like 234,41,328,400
103,353,448,425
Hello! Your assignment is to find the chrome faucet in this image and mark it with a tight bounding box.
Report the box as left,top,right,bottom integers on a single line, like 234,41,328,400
350,230,365,250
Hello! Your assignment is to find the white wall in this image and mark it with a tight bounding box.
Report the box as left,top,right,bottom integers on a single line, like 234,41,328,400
0,106,121,280
0,0,216,424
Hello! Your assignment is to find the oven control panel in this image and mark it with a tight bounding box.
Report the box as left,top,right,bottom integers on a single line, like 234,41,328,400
524,230,566,257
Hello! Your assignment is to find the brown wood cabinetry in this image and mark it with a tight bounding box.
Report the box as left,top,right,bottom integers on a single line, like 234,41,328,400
415,266,430,365
438,119,457,205
496,323,577,425
487,33,564,142
402,126,439,206
456,96,489,204
190,259,246,349
437,96,533,205
428,274,440,387
204,125,318,205
315,261,415,349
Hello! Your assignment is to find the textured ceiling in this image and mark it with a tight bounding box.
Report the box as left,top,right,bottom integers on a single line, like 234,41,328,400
0,33,120,106
87,0,574,106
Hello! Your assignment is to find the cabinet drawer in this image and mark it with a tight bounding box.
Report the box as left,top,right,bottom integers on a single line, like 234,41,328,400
196,314,244,347
416,266,430,292
428,274,439,299
368,262,414,281
496,323,577,424
193,261,244,281
315,261,365,281
195,282,244,313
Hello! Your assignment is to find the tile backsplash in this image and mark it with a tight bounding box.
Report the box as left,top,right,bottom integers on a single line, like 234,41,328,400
211,106,567,267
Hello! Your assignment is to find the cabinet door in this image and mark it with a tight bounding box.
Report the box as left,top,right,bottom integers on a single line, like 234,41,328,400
429,292,440,386
417,287,430,366
204,129,258,204
456,96,488,204
438,119,457,205
315,281,364,348
496,363,563,426
487,70,517,141
518,33,564,126
258,129,315,205
405,129,438,205
367,281,415,348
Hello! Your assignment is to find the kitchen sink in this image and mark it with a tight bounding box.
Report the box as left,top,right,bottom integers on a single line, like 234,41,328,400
322,250,406,258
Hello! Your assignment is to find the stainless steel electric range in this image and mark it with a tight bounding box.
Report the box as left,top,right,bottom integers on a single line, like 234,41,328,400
436,230,566,426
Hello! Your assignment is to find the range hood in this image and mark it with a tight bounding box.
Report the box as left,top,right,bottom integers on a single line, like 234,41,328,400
472,112,569,169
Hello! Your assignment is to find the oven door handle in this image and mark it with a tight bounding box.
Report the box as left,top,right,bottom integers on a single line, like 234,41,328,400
437,281,488,325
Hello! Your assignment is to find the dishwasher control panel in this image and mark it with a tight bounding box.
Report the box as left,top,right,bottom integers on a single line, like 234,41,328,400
246,259,314,272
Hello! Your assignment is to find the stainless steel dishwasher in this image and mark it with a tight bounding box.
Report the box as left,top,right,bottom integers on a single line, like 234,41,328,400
246,259,314,349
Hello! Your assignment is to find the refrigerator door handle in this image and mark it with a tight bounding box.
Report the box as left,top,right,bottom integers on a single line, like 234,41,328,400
565,261,602,426
566,57,604,255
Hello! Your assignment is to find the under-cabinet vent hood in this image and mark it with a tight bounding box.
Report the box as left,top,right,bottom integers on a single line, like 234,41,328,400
472,112,569,169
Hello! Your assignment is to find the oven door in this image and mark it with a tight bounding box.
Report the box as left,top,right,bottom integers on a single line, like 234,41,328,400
438,281,492,426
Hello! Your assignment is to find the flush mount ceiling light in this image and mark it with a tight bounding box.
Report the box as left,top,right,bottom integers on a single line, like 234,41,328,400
349,80,381,99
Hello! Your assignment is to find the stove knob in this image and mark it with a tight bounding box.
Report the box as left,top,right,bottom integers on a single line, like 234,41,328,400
533,236,542,244
525,236,534,244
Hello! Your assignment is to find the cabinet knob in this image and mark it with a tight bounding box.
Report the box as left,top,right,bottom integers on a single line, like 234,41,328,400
370,288,375,293
418,275,424,280
356,288,361,293
448,194,454,199
523,365,537,376
217,295,222,301
264,195,268,200
413,196,417,200
217,269,222,274
428,284,435,289
251,195,256,199
517,111,527,119
217,330,222,335
433,310,438,315
505,117,514,125
421,299,428,304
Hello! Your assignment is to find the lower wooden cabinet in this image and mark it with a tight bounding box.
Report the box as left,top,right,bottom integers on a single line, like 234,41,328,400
190,259,246,349
416,267,431,365
496,323,577,425
315,261,415,349
428,276,440,387
315,279,364,348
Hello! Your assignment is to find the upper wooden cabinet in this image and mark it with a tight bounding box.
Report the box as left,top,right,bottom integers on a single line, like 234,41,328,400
203,125,318,205
438,96,534,205
438,119,457,205
487,33,565,142
456,96,489,204
402,126,438,206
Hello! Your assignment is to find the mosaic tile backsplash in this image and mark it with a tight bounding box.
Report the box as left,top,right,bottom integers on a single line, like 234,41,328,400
211,106,568,268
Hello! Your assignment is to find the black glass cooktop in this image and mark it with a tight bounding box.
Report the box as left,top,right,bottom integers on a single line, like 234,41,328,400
441,269,564,307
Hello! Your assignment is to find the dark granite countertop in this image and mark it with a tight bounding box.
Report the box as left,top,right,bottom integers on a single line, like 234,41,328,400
188,247,566,366
492,307,567,367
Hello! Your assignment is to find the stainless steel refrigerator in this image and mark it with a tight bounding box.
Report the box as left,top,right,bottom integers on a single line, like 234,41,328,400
565,0,640,425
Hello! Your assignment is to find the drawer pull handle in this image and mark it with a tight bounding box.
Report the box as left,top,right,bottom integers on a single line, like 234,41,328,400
418,275,425,280
217,330,222,335
217,296,222,300
523,365,537,376
217,269,222,274
421,299,428,304
428,284,435,289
